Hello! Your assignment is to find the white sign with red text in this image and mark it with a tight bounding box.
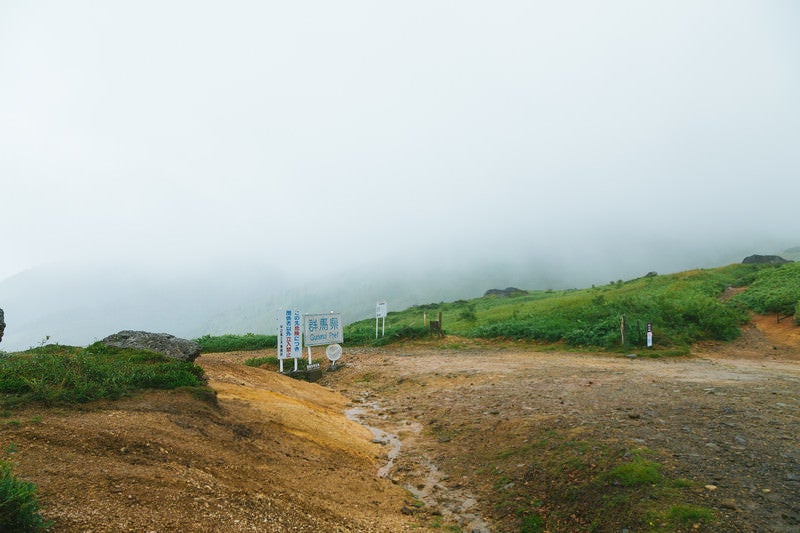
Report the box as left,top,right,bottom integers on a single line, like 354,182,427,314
277,309,303,359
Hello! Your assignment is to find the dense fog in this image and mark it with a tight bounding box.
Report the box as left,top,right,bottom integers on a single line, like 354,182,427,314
1,2,798,349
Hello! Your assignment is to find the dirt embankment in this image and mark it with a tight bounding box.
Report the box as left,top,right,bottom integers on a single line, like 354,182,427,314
1,357,415,532
1,315,798,532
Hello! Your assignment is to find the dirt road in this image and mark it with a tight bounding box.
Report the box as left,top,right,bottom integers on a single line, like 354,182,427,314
1,315,798,531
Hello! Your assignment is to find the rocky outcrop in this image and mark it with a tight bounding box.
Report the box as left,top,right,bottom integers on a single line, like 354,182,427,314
484,287,528,298
0,307,5,344
742,254,792,265
100,330,201,362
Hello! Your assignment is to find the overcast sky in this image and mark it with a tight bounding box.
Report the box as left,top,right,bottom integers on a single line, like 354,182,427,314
1,1,799,283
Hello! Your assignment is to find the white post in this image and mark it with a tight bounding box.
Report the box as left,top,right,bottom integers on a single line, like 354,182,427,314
308,346,312,365
376,315,379,339
294,357,298,372
279,358,284,373
382,316,385,336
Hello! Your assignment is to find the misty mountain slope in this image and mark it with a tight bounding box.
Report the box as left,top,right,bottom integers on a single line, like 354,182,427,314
1,244,794,352
0,256,595,349
0,262,286,351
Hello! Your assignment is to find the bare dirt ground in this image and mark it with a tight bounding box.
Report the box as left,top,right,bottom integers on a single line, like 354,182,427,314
1,315,798,532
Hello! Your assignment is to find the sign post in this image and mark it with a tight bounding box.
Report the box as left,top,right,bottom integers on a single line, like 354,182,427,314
304,312,343,368
646,322,653,348
277,308,303,373
325,343,342,369
375,300,387,338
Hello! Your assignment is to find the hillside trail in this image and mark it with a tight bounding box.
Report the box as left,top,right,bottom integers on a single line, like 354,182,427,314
0,315,798,532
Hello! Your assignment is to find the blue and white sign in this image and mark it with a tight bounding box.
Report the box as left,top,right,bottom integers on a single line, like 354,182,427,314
277,309,303,359
304,313,343,346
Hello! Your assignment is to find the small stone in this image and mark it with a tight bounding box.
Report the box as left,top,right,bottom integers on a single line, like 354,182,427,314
625,353,638,359
721,499,738,509
705,484,717,491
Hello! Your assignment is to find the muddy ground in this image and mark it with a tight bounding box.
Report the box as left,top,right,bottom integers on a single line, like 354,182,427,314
1,315,798,532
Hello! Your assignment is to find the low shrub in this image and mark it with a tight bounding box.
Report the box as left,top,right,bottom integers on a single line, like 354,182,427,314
244,356,320,370
195,334,277,353
0,460,50,532
735,263,800,316
0,343,207,408
345,324,433,346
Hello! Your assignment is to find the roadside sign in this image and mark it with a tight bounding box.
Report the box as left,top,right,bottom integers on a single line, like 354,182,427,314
277,309,303,359
376,301,387,338
325,343,342,362
304,313,343,346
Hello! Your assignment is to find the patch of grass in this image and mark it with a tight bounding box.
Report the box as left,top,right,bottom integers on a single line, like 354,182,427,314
244,356,320,371
0,459,51,532
0,342,208,408
244,356,278,368
664,504,714,525
520,513,545,533
602,455,662,487
646,504,715,531
345,323,434,346
195,333,277,353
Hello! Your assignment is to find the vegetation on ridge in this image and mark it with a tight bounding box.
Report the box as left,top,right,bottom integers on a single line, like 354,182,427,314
189,262,800,351
195,333,277,353
188,262,800,352
0,343,209,408
345,262,800,349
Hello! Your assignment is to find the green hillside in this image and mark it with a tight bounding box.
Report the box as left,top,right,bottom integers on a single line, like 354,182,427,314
345,262,800,351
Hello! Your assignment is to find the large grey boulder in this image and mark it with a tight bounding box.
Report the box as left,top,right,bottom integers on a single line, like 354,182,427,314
0,308,5,344
742,254,792,265
100,330,201,362
484,287,528,298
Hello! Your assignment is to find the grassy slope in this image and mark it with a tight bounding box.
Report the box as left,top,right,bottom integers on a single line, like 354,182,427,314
0,343,209,408
345,262,800,350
